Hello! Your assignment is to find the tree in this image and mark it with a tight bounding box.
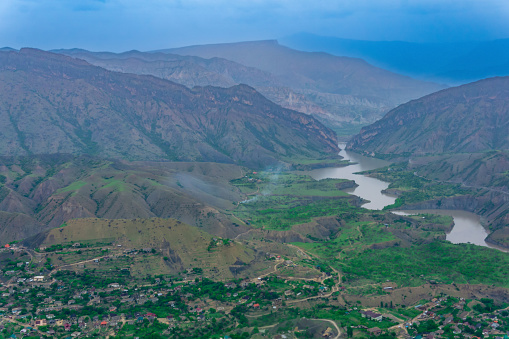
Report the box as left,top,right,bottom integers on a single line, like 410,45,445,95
347,326,353,337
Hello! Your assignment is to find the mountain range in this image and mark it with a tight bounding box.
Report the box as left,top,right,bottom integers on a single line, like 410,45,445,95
163,41,443,129
0,48,338,167
51,42,444,133
68,40,441,133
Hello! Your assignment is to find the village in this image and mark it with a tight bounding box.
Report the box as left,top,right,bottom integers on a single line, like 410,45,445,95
0,244,508,338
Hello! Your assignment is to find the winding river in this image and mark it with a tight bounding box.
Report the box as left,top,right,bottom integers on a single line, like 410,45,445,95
304,144,397,210
304,144,501,250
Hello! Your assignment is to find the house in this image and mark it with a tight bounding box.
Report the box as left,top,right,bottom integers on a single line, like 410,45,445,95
34,319,47,327
253,303,260,309
33,276,45,282
361,311,383,321
444,316,454,324
224,282,236,289
368,327,382,336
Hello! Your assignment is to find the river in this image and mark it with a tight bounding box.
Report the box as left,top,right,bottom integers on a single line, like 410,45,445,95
304,144,500,250
303,143,396,210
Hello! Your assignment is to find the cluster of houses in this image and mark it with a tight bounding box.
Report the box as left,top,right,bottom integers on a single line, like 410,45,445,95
404,298,508,339
0,268,342,338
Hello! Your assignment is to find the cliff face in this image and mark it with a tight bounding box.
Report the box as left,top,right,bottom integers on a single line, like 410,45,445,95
0,48,339,168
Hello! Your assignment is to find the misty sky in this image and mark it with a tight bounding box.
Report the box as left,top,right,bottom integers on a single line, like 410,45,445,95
1,0,509,51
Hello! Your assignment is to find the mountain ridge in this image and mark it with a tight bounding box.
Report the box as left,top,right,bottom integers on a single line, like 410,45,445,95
280,33,509,84
0,48,339,167
347,76,509,156
151,40,444,130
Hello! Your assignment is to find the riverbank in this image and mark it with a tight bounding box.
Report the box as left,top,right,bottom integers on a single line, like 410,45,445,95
355,161,509,251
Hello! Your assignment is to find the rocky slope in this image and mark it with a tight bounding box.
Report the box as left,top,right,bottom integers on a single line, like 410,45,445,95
348,77,509,156
0,156,253,245
52,49,345,131
0,48,339,167
348,77,509,245
154,40,445,130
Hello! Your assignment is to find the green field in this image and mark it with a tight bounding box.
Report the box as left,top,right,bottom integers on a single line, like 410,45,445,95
232,172,356,230
339,241,509,287
360,163,476,209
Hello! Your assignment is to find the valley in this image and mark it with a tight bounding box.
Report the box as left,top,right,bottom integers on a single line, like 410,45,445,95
0,29,508,339
1,144,508,338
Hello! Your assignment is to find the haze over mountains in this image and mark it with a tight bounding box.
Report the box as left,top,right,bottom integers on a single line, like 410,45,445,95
51,41,444,134
135,40,442,132
281,33,509,85
0,48,338,167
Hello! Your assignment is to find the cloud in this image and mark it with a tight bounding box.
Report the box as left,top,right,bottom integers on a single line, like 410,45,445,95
0,0,508,50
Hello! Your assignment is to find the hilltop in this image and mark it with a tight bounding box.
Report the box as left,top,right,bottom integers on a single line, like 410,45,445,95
28,217,264,279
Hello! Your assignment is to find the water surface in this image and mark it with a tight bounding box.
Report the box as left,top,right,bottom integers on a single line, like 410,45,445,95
392,210,488,246
304,144,504,251
304,143,396,210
